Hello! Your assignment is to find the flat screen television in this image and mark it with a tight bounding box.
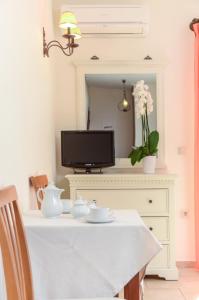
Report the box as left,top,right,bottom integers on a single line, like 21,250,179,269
61,130,115,172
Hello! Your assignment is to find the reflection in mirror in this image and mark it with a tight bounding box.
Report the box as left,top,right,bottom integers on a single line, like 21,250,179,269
85,74,157,158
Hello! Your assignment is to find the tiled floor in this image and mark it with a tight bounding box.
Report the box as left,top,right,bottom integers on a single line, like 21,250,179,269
144,268,199,300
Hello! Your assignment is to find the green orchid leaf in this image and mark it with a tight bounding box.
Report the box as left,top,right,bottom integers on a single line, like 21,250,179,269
130,147,143,166
137,147,143,162
148,131,159,154
128,149,135,158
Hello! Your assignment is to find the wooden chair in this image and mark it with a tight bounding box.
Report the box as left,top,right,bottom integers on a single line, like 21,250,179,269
0,185,124,300
0,186,34,300
30,175,48,209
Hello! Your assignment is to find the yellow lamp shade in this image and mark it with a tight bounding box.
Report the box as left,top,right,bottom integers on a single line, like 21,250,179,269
63,27,81,39
59,11,77,29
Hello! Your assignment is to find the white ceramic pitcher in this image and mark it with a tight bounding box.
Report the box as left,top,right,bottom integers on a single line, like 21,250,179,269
37,183,64,218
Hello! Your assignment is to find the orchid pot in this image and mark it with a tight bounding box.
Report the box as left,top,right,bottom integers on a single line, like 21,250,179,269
143,155,156,174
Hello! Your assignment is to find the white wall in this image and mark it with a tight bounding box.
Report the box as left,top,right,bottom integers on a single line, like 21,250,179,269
53,0,198,261
0,0,55,210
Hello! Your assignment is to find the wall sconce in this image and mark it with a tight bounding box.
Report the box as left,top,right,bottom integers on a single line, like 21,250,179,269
43,11,81,57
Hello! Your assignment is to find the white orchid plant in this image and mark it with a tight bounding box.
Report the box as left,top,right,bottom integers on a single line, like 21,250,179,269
128,80,159,166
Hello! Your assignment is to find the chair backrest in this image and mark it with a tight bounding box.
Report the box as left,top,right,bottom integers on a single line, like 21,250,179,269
0,186,34,300
30,175,48,209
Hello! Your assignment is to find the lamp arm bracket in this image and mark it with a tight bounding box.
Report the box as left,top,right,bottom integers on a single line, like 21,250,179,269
47,40,69,50
43,27,74,57
48,43,73,56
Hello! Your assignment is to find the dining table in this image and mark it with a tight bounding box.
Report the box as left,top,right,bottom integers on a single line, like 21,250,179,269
0,209,161,300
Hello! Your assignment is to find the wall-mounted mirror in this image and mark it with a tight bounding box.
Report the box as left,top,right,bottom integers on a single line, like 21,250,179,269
74,60,165,168
85,73,157,158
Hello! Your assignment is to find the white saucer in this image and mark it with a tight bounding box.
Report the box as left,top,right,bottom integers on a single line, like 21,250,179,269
85,216,115,224
62,210,71,214
62,208,71,214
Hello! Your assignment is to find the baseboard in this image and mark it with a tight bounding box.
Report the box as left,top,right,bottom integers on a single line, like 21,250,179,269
176,261,195,268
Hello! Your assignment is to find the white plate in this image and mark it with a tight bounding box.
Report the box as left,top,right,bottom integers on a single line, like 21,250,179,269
85,216,115,224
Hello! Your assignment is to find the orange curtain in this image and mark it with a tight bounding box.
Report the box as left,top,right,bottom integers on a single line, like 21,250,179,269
191,20,199,269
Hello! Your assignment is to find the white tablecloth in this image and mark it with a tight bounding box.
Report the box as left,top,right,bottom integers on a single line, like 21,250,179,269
21,210,161,300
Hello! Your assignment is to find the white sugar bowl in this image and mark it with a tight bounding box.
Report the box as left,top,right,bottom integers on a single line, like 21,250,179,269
71,197,90,218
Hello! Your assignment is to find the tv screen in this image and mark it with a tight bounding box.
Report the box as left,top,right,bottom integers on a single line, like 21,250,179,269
61,131,115,170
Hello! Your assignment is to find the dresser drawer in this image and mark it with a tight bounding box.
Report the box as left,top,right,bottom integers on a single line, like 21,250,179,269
147,245,169,269
76,189,169,215
142,217,169,241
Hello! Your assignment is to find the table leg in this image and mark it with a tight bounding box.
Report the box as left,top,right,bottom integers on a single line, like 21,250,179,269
124,273,140,300
124,267,146,300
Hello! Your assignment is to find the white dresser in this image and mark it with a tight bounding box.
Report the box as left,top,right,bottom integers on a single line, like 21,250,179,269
66,173,178,280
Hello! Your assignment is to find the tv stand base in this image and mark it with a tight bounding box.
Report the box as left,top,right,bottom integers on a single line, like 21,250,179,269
73,168,103,174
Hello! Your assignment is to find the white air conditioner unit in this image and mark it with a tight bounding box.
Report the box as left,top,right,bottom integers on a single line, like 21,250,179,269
61,5,149,37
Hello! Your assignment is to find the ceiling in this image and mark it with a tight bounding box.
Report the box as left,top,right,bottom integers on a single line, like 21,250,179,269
85,73,156,88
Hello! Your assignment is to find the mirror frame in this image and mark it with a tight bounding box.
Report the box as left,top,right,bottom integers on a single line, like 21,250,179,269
73,60,166,169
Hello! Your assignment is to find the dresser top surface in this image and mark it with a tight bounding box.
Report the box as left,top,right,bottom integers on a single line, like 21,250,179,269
65,172,176,182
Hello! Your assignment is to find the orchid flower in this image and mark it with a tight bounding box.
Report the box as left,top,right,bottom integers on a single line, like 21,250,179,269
133,80,154,146
133,80,153,119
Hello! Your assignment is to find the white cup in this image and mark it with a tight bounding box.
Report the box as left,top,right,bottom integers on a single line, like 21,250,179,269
62,199,72,213
89,207,111,221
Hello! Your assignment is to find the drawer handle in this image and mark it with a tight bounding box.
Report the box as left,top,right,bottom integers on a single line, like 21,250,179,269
149,227,153,231
148,199,153,204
